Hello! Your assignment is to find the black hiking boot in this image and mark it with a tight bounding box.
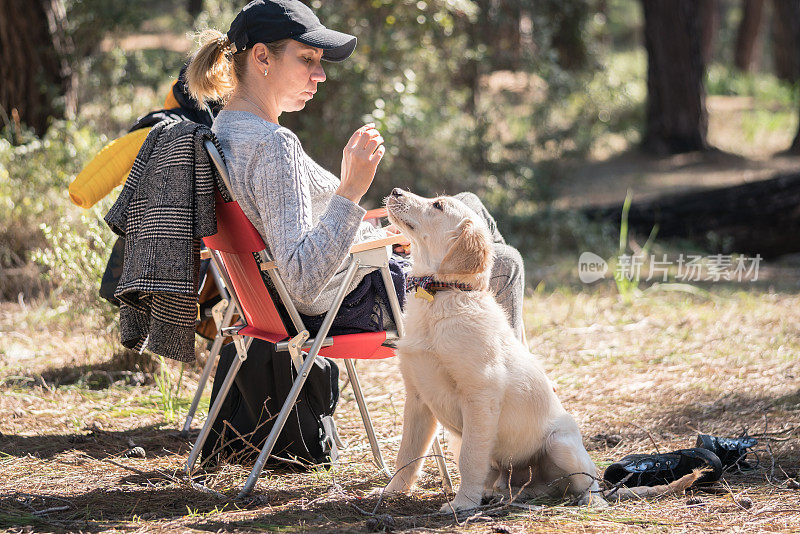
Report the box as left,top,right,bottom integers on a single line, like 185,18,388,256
603,448,723,487
695,434,758,470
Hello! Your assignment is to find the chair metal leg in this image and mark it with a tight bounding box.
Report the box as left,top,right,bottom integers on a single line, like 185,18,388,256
185,335,250,476
236,344,316,498
237,260,361,499
378,265,405,338
344,358,390,477
181,299,237,437
431,435,453,492
180,347,217,437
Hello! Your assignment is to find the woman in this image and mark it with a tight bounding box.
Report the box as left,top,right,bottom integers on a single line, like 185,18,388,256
187,0,525,339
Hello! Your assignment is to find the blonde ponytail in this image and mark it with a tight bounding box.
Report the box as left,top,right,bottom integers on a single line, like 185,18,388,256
187,29,236,106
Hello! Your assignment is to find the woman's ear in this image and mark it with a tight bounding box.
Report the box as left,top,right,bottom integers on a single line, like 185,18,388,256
251,43,270,70
438,219,493,275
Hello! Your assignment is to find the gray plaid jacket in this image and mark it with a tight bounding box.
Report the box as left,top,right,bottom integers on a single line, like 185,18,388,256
105,120,227,362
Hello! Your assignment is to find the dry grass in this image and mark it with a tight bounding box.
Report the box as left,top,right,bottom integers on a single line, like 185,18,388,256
1,285,799,533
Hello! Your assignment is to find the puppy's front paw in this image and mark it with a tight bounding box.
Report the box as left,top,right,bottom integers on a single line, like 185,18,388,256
439,493,482,513
575,491,609,508
481,488,505,504
367,486,388,498
379,479,410,496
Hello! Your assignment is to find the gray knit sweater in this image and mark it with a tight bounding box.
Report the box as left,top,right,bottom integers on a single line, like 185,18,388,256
212,110,383,316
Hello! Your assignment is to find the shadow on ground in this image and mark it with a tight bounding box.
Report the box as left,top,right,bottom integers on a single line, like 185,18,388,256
3,349,162,390
0,484,450,533
555,148,800,209
644,387,800,436
0,424,191,459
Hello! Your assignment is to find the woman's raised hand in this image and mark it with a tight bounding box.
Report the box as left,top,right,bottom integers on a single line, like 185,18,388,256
336,123,385,204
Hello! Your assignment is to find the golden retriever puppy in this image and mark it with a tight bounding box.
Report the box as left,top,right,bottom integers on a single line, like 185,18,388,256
383,189,605,511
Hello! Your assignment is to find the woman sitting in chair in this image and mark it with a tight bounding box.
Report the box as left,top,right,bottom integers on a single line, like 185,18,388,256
186,0,525,340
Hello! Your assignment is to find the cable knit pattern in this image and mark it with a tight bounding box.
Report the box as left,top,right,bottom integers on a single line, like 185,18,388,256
212,110,383,316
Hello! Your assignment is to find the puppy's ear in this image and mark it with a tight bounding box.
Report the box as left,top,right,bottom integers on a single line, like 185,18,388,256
438,219,493,275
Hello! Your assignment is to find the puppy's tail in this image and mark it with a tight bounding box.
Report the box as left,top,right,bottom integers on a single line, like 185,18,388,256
603,469,705,502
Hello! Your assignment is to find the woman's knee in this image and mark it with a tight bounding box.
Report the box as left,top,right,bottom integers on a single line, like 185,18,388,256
454,191,483,211
490,244,525,295
454,192,505,244
493,245,524,279
490,244,525,339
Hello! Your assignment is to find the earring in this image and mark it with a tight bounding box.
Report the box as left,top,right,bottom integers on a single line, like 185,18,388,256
264,69,268,77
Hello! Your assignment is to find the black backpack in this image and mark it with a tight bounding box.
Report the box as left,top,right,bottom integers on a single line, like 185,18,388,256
200,338,339,468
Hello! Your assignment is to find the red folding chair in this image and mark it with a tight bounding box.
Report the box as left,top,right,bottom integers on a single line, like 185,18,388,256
185,141,452,499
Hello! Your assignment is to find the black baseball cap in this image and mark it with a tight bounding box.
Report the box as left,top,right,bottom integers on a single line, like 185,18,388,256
227,0,357,62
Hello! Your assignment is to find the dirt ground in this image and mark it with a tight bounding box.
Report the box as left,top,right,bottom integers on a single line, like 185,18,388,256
1,281,799,533
554,95,800,209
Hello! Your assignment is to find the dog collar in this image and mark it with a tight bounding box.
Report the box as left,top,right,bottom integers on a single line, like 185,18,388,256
406,276,475,302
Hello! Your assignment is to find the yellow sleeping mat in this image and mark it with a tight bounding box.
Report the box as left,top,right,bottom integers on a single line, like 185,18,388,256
68,127,151,208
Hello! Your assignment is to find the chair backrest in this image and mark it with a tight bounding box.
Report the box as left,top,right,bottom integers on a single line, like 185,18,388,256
203,141,290,344
204,199,290,343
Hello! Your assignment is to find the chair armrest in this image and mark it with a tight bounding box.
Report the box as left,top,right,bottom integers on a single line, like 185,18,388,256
363,207,387,220
257,235,401,270
349,233,407,253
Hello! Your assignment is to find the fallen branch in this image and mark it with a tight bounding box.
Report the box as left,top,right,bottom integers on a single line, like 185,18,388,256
31,505,70,515
604,470,704,502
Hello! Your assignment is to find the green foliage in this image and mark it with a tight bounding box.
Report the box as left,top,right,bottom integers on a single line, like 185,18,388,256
707,64,797,106
65,0,189,57
740,109,796,143
611,190,658,302
193,0,241,30
497,207,616,271
153,355,185,422
0,119,117,324
77,46,185,134
706,64,798,150
0,121,106,268
477,49,646,212
32,201,117,324
612,190,638,300
604,0,642,50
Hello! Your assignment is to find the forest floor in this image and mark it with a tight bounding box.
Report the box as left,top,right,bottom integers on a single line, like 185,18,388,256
2,283,799,533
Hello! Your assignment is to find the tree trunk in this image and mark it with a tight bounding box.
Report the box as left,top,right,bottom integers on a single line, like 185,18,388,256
0,0,75,138
538,0,589,71
641,0,708,154
583,173,800,258
791,106,800,153
774,0,800,153
471,0,524,71
187,0,203,19
700,0,719,65
735,0,765,71
553,1,589,70
771,0,800,83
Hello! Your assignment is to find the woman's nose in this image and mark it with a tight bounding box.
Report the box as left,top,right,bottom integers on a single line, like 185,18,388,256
311,64,326,83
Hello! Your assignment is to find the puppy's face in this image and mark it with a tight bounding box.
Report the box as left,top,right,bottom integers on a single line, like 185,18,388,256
385,189,493,285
